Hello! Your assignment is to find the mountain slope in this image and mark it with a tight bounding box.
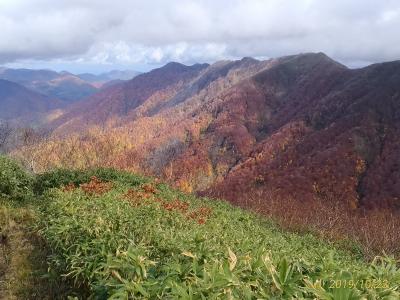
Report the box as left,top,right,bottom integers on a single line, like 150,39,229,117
202,57,400,209
29,74,98,102
28,53,400,209
0,68,98,102
0,79,63,123
77,69,141,85
49,62,210,133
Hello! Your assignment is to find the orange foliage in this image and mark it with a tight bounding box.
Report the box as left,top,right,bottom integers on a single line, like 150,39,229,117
187,207,213,225
122,188,212,225
141,183,157,194
161,199,189,213
62,182,76,192
80,176,113,196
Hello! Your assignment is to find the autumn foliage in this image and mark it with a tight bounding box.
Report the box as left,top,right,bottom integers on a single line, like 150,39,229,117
122,183,212,225
79,176,113,196
9,53,400,257
62,176,113,196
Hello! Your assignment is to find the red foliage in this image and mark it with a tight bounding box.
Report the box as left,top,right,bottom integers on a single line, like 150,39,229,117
80,176,113,196
162,199,189,213
187,206,213,224
122,188,212,224
141,183,157,194
123,189,145,206
62,182,76,192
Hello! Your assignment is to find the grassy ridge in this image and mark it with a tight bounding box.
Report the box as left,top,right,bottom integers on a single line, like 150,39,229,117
0,155,399,299
35,174,400,299
0,198,82,299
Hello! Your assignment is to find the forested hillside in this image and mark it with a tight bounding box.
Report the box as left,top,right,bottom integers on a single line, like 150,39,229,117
13,53,400,211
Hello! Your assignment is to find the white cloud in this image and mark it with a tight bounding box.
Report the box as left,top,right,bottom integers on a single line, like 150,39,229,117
1,0,400,70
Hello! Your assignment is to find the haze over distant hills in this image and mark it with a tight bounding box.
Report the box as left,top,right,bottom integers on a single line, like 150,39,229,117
0,79,63,125
9,52,398,210
0,68,141,103
76,70,142,85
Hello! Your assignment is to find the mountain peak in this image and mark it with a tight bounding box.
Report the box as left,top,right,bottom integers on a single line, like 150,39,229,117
151,62,209,75
241,57,259,63
164,61,187,69
287,52,347,68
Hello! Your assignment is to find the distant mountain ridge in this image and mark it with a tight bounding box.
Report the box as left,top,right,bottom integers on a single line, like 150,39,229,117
77,70,142,84
0,79,63,124
48,62,210,132
0,67,141,102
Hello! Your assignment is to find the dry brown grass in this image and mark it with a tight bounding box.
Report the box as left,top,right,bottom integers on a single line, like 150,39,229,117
233,190,400,260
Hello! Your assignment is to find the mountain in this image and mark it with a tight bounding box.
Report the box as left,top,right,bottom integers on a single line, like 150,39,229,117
0,79,63,124
76,70,142,86
102,70,142,80
0,68,142,103
32,53,400,209
49,62,210,132
199,54,400,210
0,68,98,102
0,68,59,82
28,73,98,102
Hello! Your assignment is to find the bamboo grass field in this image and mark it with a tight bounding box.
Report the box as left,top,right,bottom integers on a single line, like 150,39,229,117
1,156,399,299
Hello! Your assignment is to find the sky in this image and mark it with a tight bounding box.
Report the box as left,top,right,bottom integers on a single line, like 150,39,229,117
0,0,400,74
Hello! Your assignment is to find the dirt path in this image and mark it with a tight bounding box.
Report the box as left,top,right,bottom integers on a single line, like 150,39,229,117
0,203,78,300
0,205,45,299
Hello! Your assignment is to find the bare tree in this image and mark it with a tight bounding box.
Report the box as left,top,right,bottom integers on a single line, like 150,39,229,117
17,127,50,172
0,121,13,153
145,138,185,176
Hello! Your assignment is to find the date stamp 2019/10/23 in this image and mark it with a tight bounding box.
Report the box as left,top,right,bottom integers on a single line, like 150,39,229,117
321,279,390,289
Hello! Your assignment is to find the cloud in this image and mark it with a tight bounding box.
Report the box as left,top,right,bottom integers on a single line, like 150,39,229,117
1,0,400,69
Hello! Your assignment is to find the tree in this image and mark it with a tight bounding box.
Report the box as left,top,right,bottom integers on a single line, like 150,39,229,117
0,121,13,153
16,127,50,172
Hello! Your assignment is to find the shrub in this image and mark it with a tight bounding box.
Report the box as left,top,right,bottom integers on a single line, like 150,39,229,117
33,169,87,194
33,168,147,194
36,181,400,299
0,155,33,201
